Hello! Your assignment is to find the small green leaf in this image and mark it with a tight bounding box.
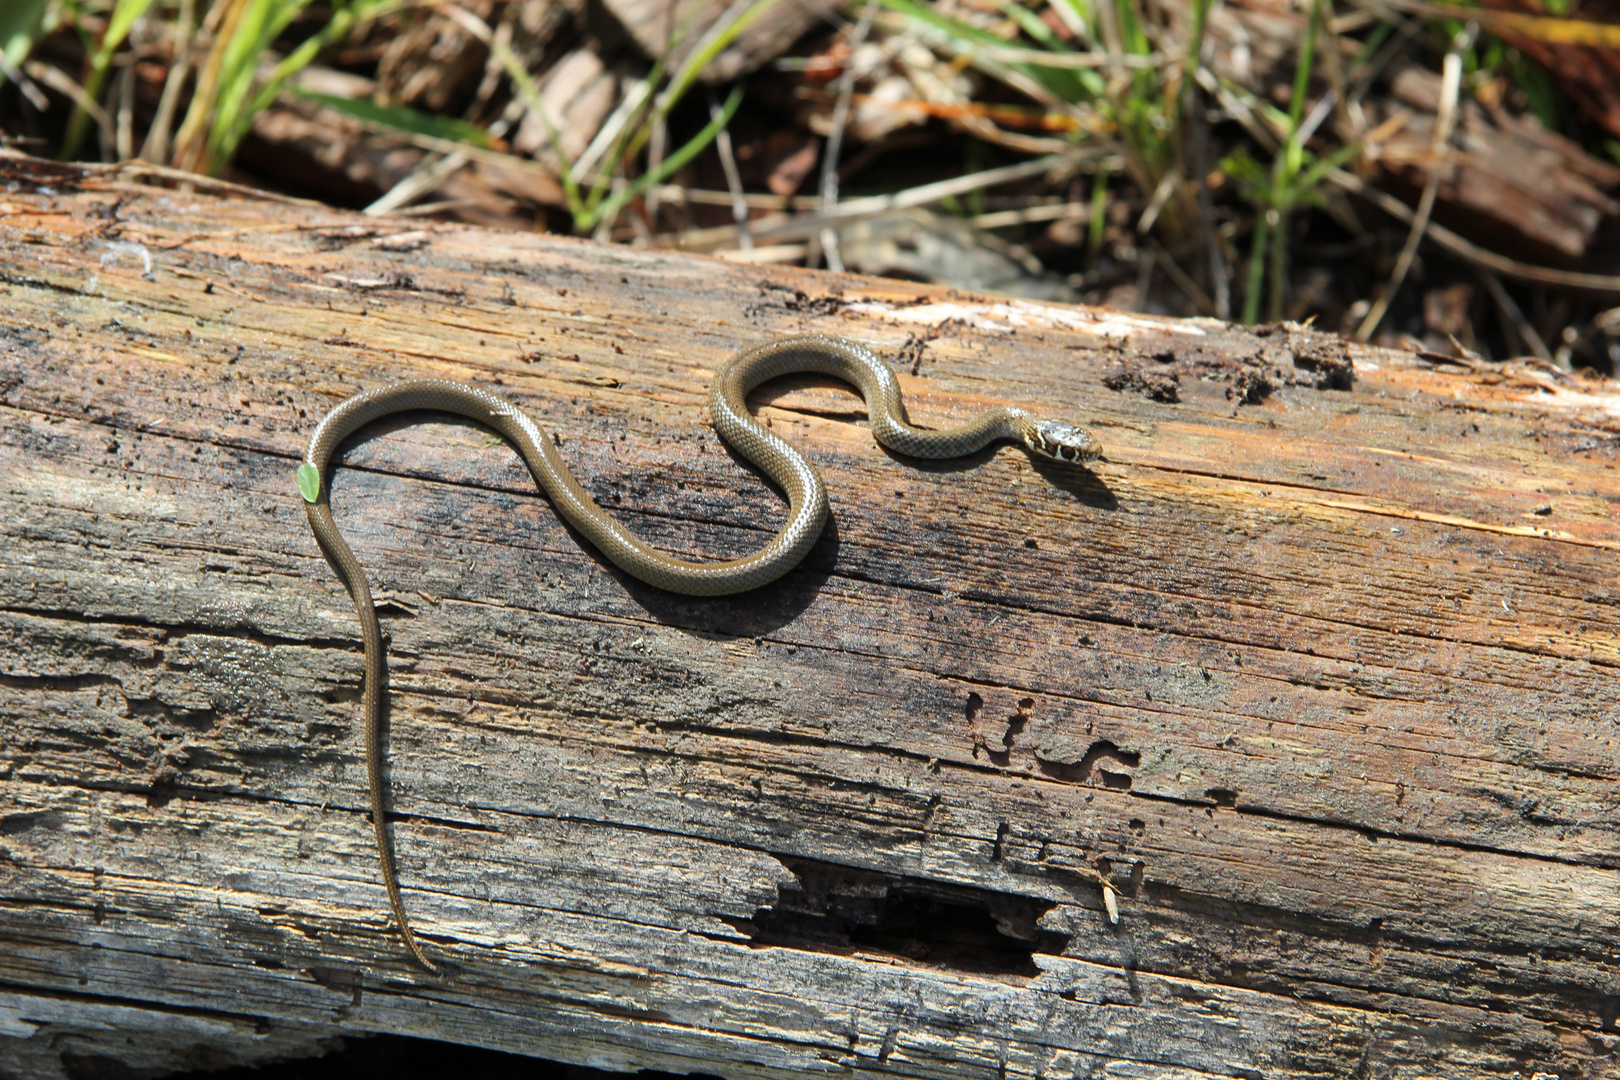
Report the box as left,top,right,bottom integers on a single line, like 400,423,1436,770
296,463,321,503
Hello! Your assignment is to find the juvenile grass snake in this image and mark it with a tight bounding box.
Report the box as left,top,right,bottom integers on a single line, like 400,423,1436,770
297,332,1102,972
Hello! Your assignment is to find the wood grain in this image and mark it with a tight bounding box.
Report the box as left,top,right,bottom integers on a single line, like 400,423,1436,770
1,154,1618,1079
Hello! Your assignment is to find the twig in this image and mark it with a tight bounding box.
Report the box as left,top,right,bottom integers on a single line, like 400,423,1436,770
1354,24,1470,342
1365,0,1620,48
881,3,1077,152
444,3,582,208
97,160,323,205
113,0,156,161
1182,0,1229,319
971,201,1089,229
593,176,628,243
140,0,196,165
1475,269,1552,364
1093,0,1129,98
298,103,563,189
1349,14,1422,109
920,33,1096,132
650,184,818,210
1133,248,1155,312
810,2,876,272
1194,67,1278,152
116,60,137,162
1203,47,1620,297
380,199,480,217
25,62,116,149
367,153,465,215
709,90,753,251
716,243,810,264
1313,0,1359,139
672,151,1100,251
1149,239,1217,315
0,51,49,112
172,0,249,174
1327,171,1620,291
1046,0,1091,43
574,77,653,183
644,114,668,232
1135,171,1177,235
950,43,1162,69
888,42,1074,154
366,97,525,216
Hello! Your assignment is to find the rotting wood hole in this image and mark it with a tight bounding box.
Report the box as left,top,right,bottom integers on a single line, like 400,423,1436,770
988,700,1033,766
1037,740,1140,788
727,856,1069,979
61,1053,159,1080
1600,994,1620,1032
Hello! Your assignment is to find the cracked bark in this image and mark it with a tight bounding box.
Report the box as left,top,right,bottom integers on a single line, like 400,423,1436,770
1,153,1618,1079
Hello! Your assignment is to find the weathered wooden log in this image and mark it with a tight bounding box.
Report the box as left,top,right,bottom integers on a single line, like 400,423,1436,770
2,152,1618,1079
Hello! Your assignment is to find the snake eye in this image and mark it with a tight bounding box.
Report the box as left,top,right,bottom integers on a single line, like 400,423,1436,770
1031,420,1101,463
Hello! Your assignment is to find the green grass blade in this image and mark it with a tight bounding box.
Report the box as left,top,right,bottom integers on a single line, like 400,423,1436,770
876,0,1090,101
0,0,49,61
581,82,743,232
1284,0,1324,170
1292,141,1362,193
663,0,779,107
205,0,313,168
470,12,582,213
206,0,410,174
104,0,159,53
1267,204,1287,321
581,56,671,214
0,0,50,82
61,0,159,159
596,0,776,215
291,88,502,147
1087,167,1107,254
1346,20,1394,78
1174,0,1210,129
1242,209,1269,325
1049,0,1092,37
996,0,1071,51
986,0,1107,98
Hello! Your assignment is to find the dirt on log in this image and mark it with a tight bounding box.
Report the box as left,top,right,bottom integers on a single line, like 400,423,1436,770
1,153,1618,1079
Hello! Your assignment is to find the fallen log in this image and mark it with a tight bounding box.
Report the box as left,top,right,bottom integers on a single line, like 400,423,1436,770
1,152,1618,1079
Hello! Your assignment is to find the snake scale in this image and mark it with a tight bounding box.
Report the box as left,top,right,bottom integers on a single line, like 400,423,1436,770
298,333,1103,972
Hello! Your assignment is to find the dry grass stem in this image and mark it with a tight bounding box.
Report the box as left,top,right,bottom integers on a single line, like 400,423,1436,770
1329,167,1620,290
25,62,116,148
676,151,1098,251
710,91,753,249
1355,28,1468,341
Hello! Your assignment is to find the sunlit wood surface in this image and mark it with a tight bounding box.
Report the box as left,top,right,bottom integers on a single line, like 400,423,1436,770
2,153,1617,1079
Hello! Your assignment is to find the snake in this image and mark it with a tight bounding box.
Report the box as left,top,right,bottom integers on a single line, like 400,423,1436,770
297,332,1102,972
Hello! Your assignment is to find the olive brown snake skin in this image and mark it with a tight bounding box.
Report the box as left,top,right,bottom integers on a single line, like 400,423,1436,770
298,332,1102,972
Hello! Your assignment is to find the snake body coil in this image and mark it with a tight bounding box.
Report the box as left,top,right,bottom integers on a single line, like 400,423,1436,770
300,333,1101,972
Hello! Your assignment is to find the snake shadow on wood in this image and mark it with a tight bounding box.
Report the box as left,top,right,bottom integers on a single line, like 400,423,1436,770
608,514,838,640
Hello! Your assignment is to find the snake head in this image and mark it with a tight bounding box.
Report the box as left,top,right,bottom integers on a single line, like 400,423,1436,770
1023,419,1102,464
